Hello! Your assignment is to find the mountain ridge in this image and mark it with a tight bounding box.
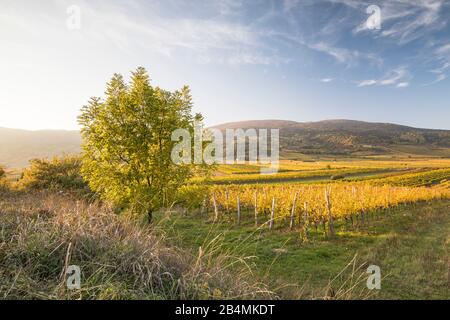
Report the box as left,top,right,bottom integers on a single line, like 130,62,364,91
1,119,450,168
211,119,449,132
211,119,450,158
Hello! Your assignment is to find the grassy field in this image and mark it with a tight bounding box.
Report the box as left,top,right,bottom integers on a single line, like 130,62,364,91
159,199,449,299
1,157,449,299
0,191,274,300
163,158,450,299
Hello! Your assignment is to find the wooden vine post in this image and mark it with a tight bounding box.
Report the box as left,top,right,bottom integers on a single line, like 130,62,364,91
269,197,275,230
290,192,298,230
200,198,206,216
325,188,335,236
225,189,230,214
213,194,219,222
254,191,258,227
303,202,309,240
237,195,241,225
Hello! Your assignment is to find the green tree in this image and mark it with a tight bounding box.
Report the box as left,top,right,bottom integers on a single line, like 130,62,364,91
78,67,206,220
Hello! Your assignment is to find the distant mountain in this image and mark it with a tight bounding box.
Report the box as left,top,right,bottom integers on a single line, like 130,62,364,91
2,119,450,168
212,119,450,158
0,127,81,168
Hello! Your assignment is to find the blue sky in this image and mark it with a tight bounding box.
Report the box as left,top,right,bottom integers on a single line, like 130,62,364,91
1,0,449,130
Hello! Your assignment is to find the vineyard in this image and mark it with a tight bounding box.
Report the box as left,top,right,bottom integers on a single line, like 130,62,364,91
201,167,394,185
189,161,450,237
369,168,450,187
204,183,449,234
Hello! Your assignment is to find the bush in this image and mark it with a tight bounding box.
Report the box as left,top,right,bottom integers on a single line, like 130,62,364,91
0,165,10,191
330,174,346,180
18,156,91,195
176,185,211,211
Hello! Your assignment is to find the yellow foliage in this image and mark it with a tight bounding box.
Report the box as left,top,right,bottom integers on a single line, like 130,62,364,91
209,183,449,222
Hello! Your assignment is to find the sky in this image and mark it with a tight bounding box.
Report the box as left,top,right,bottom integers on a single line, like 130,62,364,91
0,0,450,130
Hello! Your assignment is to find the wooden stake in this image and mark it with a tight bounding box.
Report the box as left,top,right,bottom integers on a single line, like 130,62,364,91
254,191,258,227
200,198,206,216
322,219,327,237
213,194,219,222
237,195,241,225
303,202,309,240
325,188,335,236
225,189,230,214
269,197,275,230
290,192,298,230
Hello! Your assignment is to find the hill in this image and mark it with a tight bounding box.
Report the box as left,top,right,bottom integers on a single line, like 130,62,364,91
212,119,450,158
2,119,450,168
0,127,81,168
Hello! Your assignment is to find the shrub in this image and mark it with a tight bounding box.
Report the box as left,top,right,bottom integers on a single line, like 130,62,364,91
0,165,8,191
18,156,91,195
0,165,5,180
176,185,211,212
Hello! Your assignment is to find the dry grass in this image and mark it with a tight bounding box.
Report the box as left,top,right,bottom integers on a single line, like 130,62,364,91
0,190,275,300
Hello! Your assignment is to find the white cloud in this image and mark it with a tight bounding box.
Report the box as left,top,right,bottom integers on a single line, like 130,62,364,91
358,79,377,87
308,41,382,67
321,78,334,83
431,62,450,74
357,66,410,87
351,0,447,44
427,60,450,85
434,74,446,82
57,1,285,66
435,43,450,55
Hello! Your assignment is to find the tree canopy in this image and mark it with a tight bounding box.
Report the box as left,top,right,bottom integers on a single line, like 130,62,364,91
78,67,206,216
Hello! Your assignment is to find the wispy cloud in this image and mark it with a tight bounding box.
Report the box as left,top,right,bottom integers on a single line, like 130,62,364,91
357,66,410,88
352,0,447,44
425,43,450,85
42,0,285,66
306,41,383,67
435,43,450,55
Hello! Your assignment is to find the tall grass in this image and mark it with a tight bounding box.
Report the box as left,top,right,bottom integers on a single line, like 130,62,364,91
0,190,274,300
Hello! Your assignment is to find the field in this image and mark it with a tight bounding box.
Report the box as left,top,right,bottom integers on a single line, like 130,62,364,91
162,200,449,299
164,157,450,299
1,157,449,299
